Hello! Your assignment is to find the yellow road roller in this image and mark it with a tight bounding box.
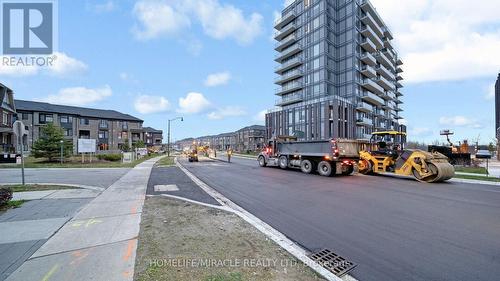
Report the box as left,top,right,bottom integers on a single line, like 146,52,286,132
358,131,455,183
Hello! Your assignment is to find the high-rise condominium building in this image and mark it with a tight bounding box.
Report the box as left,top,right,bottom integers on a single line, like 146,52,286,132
266,0,405,141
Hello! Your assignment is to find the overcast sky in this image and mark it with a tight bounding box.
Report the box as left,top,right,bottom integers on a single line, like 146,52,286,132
0,0,498,144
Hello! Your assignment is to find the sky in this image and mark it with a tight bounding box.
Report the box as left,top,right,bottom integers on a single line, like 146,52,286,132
0,0,498,145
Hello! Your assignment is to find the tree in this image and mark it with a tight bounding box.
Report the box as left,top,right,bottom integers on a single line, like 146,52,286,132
31,123,72,162
121,139,131,152
133,140,146,149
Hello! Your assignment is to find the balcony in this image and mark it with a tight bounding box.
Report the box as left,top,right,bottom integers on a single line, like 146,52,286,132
396,66,403,73
396,91,403,97
275,34,297,51
396,74,403,81
360,65,377,78
396,81,403,88
360,52,377,66
395,98,403,104
383,38,394,51
274,23,297,41
386,91,397,101
376,122,387,130
274,10,296,30
275,56,303,74
357,116,373,127
360,0,385,29
376,64,395,81
275,69,303,85
360,37,377,53
356,102,374,113
383,26,394,40
361,78,385,96
275,43,302,62
396,58,404,66
361,13,384,38
275,81,303,96
361,90,384,106
275,92,304,106
395,106,404,112
376,75,395,91
374,109,385,117
375,52,393,70
382,102,393,110
361,25,384,49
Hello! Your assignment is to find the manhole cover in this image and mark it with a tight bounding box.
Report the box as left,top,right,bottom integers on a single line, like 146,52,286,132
309,249,357,277
154,184,179,192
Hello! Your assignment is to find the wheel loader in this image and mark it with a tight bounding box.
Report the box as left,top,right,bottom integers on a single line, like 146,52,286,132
358,131,455,183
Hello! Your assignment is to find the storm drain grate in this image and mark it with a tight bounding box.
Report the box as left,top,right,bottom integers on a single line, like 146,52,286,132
309,249,357,277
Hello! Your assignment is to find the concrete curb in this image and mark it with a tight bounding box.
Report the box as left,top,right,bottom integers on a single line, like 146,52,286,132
176,158,349,281
449,178,500,186
0,183,105,192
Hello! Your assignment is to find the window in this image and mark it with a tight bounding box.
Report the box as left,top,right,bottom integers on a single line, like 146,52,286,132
2,112,7,125
121,121,128,130
98,130,108,139
39,114,53,124
64,128,73,137
80,118,89,125
60,115,73,123
22,113,30,120
119,131,128,140
99,120,108,128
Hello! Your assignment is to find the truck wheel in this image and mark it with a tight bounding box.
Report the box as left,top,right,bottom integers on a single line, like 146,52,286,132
258,156,267,167
279,156,288,169
318,161,332,177
300,159,313,174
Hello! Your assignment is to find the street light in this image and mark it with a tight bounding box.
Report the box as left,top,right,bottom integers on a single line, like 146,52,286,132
167,117,183,157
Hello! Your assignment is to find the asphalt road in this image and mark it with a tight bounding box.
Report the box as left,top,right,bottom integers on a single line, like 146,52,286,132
179,156,500,281
0,168,129,188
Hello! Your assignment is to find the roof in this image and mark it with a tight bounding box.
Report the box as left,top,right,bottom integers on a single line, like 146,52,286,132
143,127,163,133
14,99,143,122
237,125,266,132
372,131,407,136
1,84,16,112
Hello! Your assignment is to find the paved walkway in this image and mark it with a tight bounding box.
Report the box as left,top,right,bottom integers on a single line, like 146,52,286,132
5,157,161,281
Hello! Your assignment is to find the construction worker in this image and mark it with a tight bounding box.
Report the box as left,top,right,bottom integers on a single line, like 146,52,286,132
227,148,232,163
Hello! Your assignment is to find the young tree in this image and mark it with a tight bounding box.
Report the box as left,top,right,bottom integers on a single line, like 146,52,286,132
133,140,146,149
31,123,73,162
121,139,131,152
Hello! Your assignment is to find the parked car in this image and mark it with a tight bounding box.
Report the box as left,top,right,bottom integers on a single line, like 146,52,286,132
475,150,492,159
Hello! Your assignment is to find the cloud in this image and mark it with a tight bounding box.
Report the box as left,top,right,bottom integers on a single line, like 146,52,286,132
178,92,211,114
370,0,500,83
207,106,246,120
119,72,139,84
132,0,263,45
132,0,191,40
439,116,483,129
204,71,231,87
38,85,112,106
0,52,87,78
134,95,170,114
253,110,267,123
91,1,116,13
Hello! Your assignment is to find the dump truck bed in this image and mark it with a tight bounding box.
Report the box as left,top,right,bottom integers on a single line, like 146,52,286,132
277,139,360,158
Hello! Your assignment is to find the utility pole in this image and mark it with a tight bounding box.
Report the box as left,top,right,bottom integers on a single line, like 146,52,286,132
167,117,183,157
60,140,64,164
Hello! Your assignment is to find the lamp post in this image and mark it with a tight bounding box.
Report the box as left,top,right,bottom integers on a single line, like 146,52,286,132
167,117,183,157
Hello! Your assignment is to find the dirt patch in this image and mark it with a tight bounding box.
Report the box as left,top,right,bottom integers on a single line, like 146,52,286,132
134,197,325,281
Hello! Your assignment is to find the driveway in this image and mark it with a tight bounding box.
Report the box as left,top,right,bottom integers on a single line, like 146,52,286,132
0,168,130,188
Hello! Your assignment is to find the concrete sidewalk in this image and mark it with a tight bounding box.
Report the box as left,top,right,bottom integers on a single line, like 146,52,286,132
5,157,161,281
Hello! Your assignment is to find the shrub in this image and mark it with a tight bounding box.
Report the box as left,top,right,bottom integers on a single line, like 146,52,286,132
0,188,13,205
97,154,122,162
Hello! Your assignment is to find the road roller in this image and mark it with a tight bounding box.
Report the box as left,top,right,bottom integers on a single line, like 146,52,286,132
358,131,455,183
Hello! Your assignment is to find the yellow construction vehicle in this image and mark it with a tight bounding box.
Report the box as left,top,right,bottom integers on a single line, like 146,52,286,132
358,131,455,183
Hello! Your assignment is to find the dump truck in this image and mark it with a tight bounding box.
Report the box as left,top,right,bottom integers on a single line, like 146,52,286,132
257,136,361,177
358,131,455,183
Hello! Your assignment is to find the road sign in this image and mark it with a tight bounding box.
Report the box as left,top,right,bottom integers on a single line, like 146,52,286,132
78,139,96,153
13,121,26,137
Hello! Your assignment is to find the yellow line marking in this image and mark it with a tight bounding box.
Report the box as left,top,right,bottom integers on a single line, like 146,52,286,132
41,264,59,281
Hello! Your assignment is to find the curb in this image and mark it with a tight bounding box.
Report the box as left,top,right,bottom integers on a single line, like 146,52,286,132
176,158,349,281
0,183,105,192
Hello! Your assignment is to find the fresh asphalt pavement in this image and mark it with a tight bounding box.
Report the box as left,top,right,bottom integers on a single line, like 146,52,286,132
179,156,500,281
0,168,129,188
147,165,220,206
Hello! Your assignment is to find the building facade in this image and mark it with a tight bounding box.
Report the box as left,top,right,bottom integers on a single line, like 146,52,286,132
177,125,266,152
143,127,163,146
15,100,145,154
0,84,16,154
267,0,405,141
